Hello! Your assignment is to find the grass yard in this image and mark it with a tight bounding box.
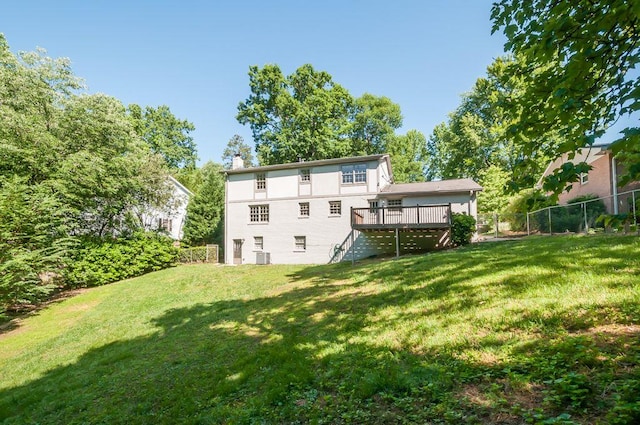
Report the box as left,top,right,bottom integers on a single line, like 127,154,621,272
0,235,639,424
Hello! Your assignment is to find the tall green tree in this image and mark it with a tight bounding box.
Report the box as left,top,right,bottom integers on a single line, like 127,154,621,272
0,35,180,309
182,162,225,246
349,93,403,155
0,176,73,307
426,56,552,183
491,0,640,191
222,134,254,169
237,64,354,165
387,130,428,183
55,94,172,237
128,104,197,170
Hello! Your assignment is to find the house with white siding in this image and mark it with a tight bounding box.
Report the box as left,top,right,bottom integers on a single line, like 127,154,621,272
141,176,192,240
224,154,481,265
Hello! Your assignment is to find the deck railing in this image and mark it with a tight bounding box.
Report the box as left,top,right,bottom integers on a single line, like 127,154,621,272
351,204,452,230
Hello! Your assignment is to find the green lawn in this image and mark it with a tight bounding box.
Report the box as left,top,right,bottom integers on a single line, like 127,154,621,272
0,235,639,424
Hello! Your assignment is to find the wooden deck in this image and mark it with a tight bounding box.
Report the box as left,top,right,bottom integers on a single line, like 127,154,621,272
351,204,452,230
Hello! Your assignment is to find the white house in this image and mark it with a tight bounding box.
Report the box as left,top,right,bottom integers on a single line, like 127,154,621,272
142,175,192,240
224,154,481,265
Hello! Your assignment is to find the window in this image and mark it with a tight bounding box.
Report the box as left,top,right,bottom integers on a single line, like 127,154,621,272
341,164,367,184
299,202,310,217
255,173,266,191
329,201,341,216
368,200,379,213
388,199,402,212
580,173,589,185
300,169,310,183
158,218,172,232
249,205,269,223
254,236,263,251
294,236,306,251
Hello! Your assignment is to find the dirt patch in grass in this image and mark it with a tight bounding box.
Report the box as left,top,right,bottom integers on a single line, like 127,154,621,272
459,380,545,424
0,288,91,339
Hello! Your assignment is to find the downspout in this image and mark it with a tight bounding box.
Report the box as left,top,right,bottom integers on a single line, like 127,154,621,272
224,173,229,264
612,154,619,214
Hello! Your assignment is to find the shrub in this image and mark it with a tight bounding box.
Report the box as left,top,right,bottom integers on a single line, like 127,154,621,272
505,189,555,231
64,232,178,287
533,195,608,233
451,213,476,246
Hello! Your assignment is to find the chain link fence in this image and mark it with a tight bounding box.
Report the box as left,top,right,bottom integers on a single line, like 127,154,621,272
478,189,640,238
527,189,640,235
477,213,529,239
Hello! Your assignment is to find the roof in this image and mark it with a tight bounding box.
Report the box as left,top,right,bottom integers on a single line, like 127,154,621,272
380,178,483,195
168,175,193,196
225,154,390,175
537,144,610,187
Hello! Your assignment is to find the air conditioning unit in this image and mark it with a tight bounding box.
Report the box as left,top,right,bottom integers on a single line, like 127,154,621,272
256,252,271,265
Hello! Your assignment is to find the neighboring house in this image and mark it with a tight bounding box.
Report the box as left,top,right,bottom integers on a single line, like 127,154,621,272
224,154,482,265
142,175,192,240
538,144,640,214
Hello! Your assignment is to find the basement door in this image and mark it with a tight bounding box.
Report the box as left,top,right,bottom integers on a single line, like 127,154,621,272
233,239,243,265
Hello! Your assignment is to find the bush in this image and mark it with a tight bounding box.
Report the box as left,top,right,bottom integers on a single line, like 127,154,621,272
64,232,178,287
505,189,555,231
451,213,476,246
533,195,607,233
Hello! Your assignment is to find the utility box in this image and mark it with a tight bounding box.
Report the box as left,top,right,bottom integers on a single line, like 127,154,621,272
256,252,271,265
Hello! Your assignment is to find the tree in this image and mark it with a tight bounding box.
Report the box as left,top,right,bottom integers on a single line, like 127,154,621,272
491,0,640,191
222,134,254,169
55,94,172,237
349,93,403,155
426,56,552,183
128,104,197,170
386,130,428,183
182,162,225,246
237,64,354,165
0,176,73,307
0,35,181,310
477,165,512,213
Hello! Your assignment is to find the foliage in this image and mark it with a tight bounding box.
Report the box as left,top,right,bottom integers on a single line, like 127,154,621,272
504,189,555,231
222,134,254,169
182,162,225,246
0,177,73,309
0,35,186,310
491,0,640,191
426,56,553,184
450,213,476,246
348,93,403,155
236,63,427,180
63,233,177,287
477,165,512,213
237,64,354,165
128,104,197,170
1,235,638,423
386,130,428,183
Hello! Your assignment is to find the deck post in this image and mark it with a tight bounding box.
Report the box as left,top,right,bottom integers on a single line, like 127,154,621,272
350,207,353,228
634,191,638,235
351,230,355,266
395,228,400,258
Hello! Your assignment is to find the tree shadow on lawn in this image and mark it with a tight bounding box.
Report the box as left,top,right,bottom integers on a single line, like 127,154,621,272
1,250,638,424
0,234,640,424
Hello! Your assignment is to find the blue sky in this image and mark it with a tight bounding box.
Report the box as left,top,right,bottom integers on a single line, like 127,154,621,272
1,1,507,165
